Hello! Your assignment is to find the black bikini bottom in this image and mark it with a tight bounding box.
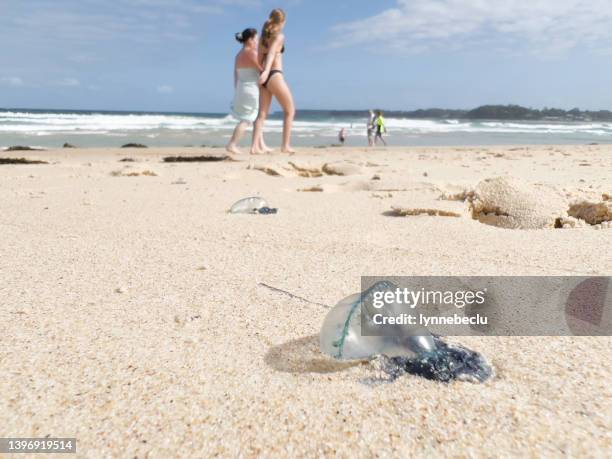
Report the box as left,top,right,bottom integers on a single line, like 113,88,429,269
262,70,283,88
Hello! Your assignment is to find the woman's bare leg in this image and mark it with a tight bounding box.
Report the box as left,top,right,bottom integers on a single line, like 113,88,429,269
259,135,273,153
266,74,295,153
259,87,273,153
257,122,273,153
250,87,273,155
226,121,250,154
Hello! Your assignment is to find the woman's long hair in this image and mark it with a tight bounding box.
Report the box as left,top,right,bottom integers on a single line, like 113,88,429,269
261,8,285,49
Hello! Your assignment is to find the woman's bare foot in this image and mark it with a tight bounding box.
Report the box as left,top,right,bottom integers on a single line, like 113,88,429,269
249,148,264,155
258,138,273,154
226,144,243,155
281,146,296,154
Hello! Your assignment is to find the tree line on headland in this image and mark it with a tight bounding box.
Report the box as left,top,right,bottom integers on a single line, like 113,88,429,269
298,105,612,121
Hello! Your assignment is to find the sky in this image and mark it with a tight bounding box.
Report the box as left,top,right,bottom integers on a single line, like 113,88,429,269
2,0,612,112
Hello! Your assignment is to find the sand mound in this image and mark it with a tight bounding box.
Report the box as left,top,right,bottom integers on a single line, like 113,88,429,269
288,161,323,177
297,181,373,193
568,200,612,225
249,161,364,178
469,177,568,229
322,162,364,176
248,164,287,177
249,162,318,177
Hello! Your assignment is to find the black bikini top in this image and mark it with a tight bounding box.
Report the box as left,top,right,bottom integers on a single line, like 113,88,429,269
263,44,285,57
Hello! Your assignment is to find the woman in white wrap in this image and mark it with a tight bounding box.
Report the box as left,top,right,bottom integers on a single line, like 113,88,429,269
226,28,270,154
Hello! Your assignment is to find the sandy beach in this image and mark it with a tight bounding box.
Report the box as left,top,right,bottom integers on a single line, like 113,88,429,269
1,145,611,457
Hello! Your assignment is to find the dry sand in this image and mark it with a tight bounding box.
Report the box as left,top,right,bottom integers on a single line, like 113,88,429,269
1,145,611,457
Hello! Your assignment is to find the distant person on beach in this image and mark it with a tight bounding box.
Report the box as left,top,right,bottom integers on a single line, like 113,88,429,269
250,9,296,154
338,127,346,145
226,28,271,155
374,110,387,146
367,110,376,146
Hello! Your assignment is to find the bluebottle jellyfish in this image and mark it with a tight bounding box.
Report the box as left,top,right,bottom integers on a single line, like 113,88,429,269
319,281,493,383
230,197,278,214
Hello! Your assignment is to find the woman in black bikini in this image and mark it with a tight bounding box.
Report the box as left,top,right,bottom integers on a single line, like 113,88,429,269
250,8,295,154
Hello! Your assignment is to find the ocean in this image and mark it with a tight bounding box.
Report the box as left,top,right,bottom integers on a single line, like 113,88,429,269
2,109,612,149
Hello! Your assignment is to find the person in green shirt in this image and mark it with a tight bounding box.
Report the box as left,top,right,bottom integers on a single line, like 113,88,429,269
374,110,387,146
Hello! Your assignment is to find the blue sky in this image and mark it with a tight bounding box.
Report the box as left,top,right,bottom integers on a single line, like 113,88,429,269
2,0,612,112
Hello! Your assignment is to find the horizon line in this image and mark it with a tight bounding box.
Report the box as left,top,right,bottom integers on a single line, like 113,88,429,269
2,104,612,116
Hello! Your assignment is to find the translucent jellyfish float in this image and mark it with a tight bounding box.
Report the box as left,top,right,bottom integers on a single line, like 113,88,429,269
229,197,277,214
319,281,493,383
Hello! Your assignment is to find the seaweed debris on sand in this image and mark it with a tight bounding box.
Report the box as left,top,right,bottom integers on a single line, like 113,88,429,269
4,146,45,151
0,157,48,165
163,155,230,163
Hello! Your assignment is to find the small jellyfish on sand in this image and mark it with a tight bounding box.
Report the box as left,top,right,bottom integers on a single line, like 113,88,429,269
319,281,493,383
229,197,277,214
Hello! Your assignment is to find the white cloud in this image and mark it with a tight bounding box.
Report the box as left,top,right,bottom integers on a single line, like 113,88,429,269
0,76,24,86
1,0,239,48
157,85,174,94
57,77,80,87
332,0,612,55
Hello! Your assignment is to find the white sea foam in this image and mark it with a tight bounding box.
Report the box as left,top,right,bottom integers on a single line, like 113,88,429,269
1,110,611,145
